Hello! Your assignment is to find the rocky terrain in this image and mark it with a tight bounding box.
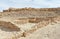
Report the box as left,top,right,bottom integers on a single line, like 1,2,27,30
0,7,60,39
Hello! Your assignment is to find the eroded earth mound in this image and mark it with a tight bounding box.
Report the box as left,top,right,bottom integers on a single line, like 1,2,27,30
0,8,60,39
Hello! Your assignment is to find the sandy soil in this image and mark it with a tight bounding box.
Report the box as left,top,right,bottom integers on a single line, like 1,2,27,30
20,22,60,39
0,8,60,39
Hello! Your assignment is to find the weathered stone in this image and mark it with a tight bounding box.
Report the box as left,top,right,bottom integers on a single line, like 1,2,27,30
0,21,20,31
0,8,60,39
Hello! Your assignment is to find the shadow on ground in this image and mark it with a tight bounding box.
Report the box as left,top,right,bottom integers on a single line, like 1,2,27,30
0,26,20,32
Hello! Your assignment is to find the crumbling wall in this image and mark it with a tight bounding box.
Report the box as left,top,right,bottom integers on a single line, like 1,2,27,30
14,18,29,24
3,8,60,12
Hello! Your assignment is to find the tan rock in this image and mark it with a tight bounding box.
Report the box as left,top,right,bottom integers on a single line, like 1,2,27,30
0,21,20,31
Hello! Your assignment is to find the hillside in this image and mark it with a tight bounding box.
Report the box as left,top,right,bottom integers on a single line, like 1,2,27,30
0,8,60,39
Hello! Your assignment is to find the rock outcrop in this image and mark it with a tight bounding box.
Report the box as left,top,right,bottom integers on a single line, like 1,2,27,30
3,7,60,12
0,7,60,39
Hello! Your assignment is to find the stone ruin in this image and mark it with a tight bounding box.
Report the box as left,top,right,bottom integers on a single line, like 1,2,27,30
3,7,60,12
0,7,60,39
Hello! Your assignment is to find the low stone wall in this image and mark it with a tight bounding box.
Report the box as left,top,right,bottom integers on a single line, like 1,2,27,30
16,17,56,23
